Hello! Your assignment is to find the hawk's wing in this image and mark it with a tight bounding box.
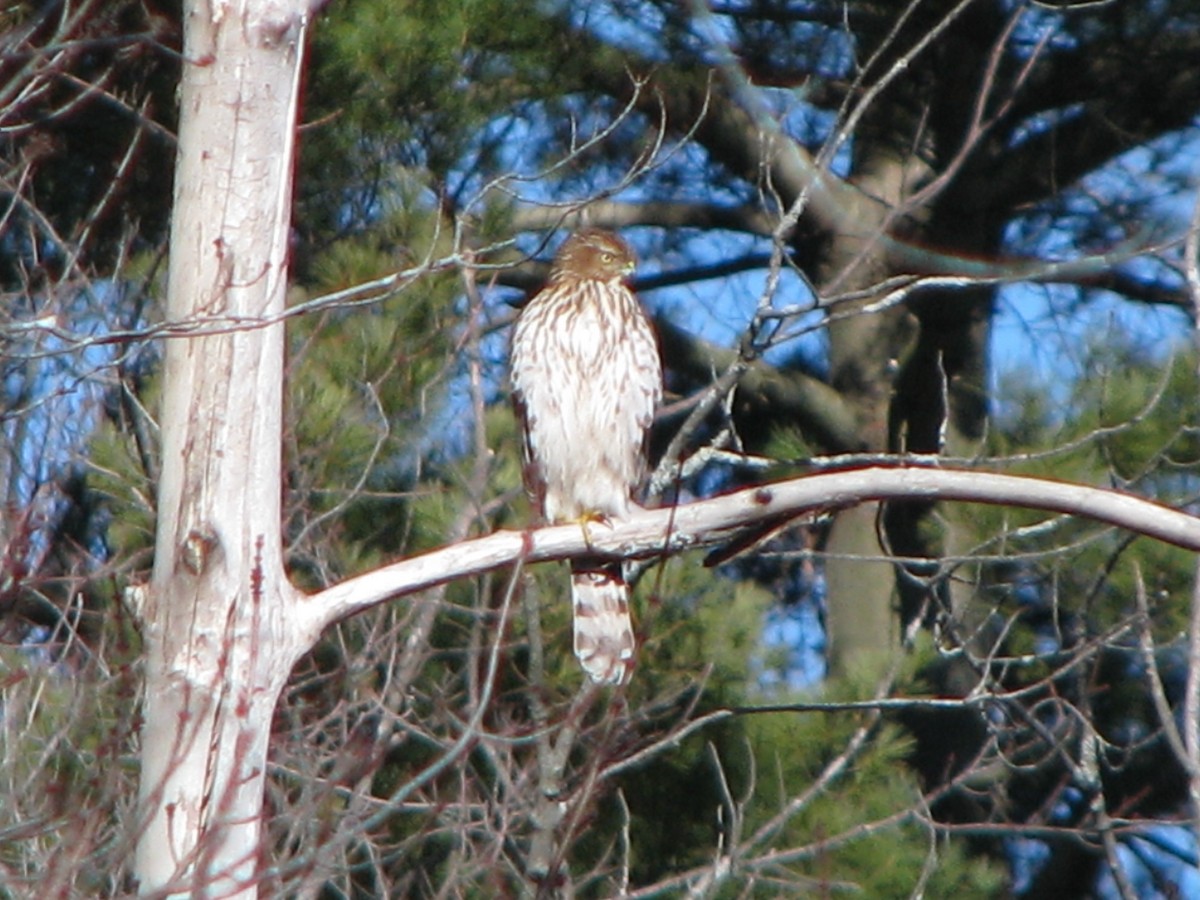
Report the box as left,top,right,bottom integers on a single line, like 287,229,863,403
510,386,547,522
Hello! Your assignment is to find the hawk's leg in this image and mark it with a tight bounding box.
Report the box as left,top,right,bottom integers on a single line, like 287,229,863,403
574,510,612,553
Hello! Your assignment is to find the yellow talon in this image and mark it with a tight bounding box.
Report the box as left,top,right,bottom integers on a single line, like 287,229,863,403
575,510,610,551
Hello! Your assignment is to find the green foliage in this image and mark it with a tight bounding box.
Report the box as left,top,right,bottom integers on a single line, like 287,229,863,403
89,419,157,564
692,661,1002,896
982,337,1200,632
763,423,814,464
299,0,566,246
286,212,464,580
0,643,141,894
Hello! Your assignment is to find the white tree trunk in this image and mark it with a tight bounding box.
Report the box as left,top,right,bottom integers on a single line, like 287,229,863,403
135,2,311,896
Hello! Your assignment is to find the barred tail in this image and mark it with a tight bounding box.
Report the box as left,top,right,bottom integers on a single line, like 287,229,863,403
570,563,635,684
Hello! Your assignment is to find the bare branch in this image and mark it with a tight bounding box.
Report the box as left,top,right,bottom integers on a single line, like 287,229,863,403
300,465,1200,639
510,199,774,237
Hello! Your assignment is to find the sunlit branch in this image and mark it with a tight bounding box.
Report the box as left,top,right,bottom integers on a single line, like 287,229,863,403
301,465,1200,640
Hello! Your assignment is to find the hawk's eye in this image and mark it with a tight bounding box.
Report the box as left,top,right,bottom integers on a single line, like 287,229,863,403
599,251,615,263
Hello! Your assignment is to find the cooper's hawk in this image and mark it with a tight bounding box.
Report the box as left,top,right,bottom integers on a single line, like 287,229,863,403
510,228,663,684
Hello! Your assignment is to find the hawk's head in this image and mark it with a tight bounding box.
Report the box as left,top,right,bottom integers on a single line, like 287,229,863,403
549,228,636,283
